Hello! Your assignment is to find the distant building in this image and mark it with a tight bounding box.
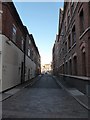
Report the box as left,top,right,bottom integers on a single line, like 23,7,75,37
52,2,90,77
41,64,51,74
0,2,41,92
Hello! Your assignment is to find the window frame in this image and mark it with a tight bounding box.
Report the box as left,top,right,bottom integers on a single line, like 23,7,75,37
28,49,30,57
12,24,17,43
72,25,76,45
79,9,84,35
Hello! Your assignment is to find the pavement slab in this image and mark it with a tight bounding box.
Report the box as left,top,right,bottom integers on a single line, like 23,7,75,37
54,76,89,110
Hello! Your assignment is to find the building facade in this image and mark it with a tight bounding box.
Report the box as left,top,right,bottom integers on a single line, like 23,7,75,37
52,2,90,77
41,63,51,74
0,2,41,92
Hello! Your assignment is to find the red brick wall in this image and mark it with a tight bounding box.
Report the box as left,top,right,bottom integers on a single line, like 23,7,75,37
53,2,90,77
2,3,25,52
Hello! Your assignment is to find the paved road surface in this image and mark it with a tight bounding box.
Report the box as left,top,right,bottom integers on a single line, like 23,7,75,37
2,74,88,118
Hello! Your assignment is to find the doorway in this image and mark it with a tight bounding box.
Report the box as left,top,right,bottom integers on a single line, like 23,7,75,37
21,62,24,83
28,69,30,80
82,52,86,76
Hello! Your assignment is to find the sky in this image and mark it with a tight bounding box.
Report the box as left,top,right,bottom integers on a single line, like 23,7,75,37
13,2,64,65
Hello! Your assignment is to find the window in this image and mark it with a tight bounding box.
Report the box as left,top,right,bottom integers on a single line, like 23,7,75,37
79,9,84,35
0,53,1,78
65,42,67,54
63,64,64,74
89,2,90,26
62,48,64,57
25,67,27,74
21,37,24,50
29,39,31,44
69,59,72,75
28,69,30,80
67,10,70,25
73,56,77,75
65,21,66,32
28,49,30,57
71,1,74,16
31,50,33,60
82,51,86,76
12,24,17,42
0,10,3,19
0,10,3,34
65,62,68,74
72,25,76,45
68,34,71,50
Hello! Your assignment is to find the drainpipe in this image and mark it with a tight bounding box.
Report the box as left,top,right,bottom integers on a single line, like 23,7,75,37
23,26,27,83
23,37,26,83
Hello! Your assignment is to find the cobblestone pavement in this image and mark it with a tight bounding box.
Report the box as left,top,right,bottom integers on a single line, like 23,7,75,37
2,74,88,118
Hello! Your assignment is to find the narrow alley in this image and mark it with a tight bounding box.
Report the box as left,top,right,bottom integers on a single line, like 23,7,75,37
2,74,88,118
0,1,90,120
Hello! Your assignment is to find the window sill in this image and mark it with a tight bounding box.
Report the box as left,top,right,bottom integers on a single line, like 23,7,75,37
60,74,90,81
67,42,76,53
68,48,72,53
72,42,76,49
79,27,90,40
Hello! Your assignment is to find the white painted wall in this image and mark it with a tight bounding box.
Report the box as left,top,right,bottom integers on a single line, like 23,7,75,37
0,35,24,92
0,34,37,92
25,56,36,81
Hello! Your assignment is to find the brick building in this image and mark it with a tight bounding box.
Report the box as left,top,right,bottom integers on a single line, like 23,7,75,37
0,2,41,92
52,2,90,95
41,63,51,74
52,2,90,94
